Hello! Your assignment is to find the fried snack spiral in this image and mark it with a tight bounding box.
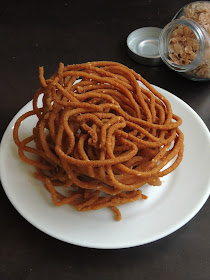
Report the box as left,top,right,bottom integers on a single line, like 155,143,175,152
13,61,184,221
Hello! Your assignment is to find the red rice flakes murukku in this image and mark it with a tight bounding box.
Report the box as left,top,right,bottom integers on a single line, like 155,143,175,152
13,61,184,221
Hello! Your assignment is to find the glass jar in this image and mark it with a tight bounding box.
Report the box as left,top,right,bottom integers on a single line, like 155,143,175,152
159,1,210,81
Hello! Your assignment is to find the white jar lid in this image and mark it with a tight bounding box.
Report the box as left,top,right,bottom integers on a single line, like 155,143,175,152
127,27,162,66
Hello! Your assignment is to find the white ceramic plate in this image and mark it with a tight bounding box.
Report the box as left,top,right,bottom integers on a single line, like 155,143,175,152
1,85,210,249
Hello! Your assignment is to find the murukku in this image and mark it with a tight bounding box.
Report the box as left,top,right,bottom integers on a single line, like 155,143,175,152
13,61,184,221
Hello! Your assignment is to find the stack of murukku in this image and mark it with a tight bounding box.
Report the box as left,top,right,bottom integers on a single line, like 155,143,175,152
13,61,184,220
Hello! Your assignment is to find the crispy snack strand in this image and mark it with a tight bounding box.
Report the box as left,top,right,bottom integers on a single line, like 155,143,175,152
13,61,184,221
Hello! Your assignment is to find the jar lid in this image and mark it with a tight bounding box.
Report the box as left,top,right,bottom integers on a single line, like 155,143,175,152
127,27,162,66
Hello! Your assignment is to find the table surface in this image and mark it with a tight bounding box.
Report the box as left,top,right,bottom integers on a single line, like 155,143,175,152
0,0,210,279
